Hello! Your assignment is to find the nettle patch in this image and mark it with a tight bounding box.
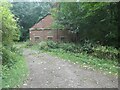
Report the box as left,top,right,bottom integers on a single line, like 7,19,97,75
31,41,119,61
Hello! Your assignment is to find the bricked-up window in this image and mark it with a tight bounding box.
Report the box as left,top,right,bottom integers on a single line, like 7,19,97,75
60,36,65,41
47,36,53,40
34,36,40,41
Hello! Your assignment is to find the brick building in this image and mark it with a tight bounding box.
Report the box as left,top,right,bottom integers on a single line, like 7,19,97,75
29,14,75,43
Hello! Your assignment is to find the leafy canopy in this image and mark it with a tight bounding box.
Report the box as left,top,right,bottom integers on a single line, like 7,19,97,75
52,2,118,47
0,0,20,47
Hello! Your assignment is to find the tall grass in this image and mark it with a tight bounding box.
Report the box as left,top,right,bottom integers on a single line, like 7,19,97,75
2,55,28,88
2,46,28,88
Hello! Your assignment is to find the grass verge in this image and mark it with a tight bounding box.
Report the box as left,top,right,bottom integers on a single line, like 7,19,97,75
2,53,28,88
25,41,118,76
47,49,118,76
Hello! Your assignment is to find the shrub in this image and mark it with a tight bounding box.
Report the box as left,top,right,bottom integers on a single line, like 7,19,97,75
25,41,33,48
11,46,22,56
2,53,28,88
38,41,49,51
80,40,94,54
59,43,78,53
92,45,119,60
36,40,119,60
2,46,28,88
38,41,58,51
0,44,2,62
2,48,17,67
47,40,58,49
2,46,24,67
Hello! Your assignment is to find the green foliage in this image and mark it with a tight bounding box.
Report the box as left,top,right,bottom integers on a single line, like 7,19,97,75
1,1,28,88
38,41,49,51
47,40,58,49
25,41,33,48
28,41,118,75
1,0,21,65
11,2,52,41
2,45,24,66
59,43,78,53
93,45,118,54
36,41,58,51
48,49,118,75
92,45,119,60
2,48,16,66
51,2,118,47
0,43,2,59
11,46,23,55
0,44,1,89
2,44,28,88
0,1,20,47
27,41,118,61
2,53,28,88
80,40,94,53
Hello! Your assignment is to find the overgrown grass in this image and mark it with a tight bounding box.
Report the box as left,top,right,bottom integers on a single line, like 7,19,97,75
0,65,1,89
47,49,118,75
2,53,28,88
0,43,2,89
2,45,28,88
25,41,118,76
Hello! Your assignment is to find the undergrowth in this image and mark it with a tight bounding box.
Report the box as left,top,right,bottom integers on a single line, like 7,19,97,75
2,45,28,88
48,49,118,75
25,40,119,75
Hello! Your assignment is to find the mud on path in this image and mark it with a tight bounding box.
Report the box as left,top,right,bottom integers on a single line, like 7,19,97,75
21,49,118,88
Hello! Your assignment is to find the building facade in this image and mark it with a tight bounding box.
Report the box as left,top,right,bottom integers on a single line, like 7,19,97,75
29,14,75,43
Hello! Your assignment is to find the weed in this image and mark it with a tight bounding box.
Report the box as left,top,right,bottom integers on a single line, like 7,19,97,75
2,53,28,88
25,41,118,75
48,49,118,75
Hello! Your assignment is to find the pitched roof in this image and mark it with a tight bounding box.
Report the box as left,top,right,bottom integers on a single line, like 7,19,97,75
30,14,54,30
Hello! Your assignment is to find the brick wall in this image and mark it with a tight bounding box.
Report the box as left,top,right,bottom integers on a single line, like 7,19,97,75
29,29,75,43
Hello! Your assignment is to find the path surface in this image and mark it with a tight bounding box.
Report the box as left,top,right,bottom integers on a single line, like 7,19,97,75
22,49,118,88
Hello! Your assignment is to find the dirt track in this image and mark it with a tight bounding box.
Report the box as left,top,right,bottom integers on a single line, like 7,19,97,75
22,49,118,88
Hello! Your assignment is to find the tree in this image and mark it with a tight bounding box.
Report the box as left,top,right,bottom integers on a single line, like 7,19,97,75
0,0,20,65
11,2,52,41
117,2,120,48
0,1,19,48
52,2,118,47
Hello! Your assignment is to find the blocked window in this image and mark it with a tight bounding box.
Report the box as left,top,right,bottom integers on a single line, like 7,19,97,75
60,36,65,41
34,36,40,41
47,36,53,40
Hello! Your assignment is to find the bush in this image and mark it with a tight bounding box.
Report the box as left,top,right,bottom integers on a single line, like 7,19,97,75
2,53,28,88
47,40,58,49
2,46,28,88
0,44,2,62
2,46,24,67
38,41,49,51
92,45,119,60
36,40,119,60
25,41,33,48
59,43,78,53
80,40,94,54
11,46,22,55
38,41,58,51
2,48,17,67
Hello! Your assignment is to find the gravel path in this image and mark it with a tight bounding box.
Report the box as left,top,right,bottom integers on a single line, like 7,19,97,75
21,49,118,88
